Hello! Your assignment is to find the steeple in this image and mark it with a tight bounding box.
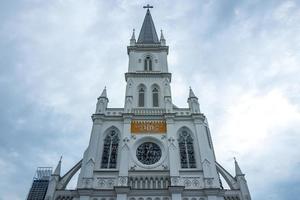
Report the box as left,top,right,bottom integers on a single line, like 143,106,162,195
99,87,107,99
137,5,159,44
53,156,62,176
234,157,244,176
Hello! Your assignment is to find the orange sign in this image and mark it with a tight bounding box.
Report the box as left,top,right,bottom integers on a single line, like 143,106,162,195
131,120,167,133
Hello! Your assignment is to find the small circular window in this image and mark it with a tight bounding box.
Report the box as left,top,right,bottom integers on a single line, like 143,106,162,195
136,142,162,165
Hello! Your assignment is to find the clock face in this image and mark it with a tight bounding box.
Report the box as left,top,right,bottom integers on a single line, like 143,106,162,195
136,142,162,165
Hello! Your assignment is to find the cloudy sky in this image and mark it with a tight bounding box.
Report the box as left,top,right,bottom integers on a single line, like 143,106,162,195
1,0,300,199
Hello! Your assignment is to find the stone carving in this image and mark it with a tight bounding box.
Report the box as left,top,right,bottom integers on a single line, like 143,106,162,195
184,179,191,187
182,177,203,189
170,176,180,186
130,164,137,170
82,177,93,188
118,176,128,186
131,135,136,140
162,164,168,169
96,177,116,189
192,179,200,187
204,178,213,188
123,137,130,143
168,137,175,145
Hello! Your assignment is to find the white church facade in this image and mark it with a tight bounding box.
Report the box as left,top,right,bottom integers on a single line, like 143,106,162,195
43,6,251,200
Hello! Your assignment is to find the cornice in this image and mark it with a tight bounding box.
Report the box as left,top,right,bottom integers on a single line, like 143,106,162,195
125,72,171,81
127,45,169,55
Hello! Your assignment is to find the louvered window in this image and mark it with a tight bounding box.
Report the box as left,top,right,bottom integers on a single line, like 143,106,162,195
152,88,159,107
138,88,145,107
144,56,152,71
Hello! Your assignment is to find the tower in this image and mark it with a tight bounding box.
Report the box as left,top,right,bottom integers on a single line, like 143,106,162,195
42,5,251,200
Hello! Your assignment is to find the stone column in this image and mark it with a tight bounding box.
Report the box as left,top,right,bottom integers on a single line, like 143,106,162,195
169,186,184,200
115,186,130,200
77,117,103,188
193,115,220,188
118,114,132,186
165,114,180,186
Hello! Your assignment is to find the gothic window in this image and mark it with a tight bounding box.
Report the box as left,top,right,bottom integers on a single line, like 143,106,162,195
101,130,119,168
136,142,162,165
144,56,152,71
138,87,145,107
178,130,196,168
152,88,159,107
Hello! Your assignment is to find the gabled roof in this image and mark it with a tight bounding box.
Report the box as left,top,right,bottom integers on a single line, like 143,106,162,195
137,9,159,44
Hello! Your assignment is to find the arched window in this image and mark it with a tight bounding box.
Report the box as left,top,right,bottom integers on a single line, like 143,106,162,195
101,130,119,168
178,130,196,168
138,87,145,107
144,56,152,71
152,88,159,107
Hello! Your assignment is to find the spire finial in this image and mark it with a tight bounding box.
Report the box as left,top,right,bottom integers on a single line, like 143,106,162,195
160,29,165,40
143,4,153,10
131,29,136,40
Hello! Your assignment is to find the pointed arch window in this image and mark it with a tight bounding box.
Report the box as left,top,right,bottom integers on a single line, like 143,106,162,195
144,56,152,71
101,130,119,168
138,87,145,107
178,130,196,168
152,88,159,107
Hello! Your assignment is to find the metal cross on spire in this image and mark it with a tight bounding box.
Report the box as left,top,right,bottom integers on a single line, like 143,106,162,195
143,4,153,10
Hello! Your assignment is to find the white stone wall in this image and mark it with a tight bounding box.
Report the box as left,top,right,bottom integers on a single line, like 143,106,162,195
128,51,168,73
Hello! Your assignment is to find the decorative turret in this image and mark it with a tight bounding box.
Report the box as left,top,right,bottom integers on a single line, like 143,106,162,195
45,157,62,200
234,158,251,200
130,29,136,46
163,80,173,113
160,30,166,45
53,156,62,176
96,87,108,113
188,87,200,113
235,157,244,176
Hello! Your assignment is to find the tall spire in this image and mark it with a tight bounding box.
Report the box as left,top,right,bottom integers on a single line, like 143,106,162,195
188,87,198,99
234,157,244,176
53,156,62,176
137,5,159,44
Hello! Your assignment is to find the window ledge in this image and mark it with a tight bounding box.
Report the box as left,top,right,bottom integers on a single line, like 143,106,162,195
94,169,119,172
179,169,202,172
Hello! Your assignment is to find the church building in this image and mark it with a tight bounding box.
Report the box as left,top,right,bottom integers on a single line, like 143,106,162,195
40,5,251,200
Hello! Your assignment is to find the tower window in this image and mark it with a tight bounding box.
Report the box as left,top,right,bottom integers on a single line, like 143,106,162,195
152,88,159,107
101,130,119,168
178,130,196,168
144,56,152,71
138,87,145,107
